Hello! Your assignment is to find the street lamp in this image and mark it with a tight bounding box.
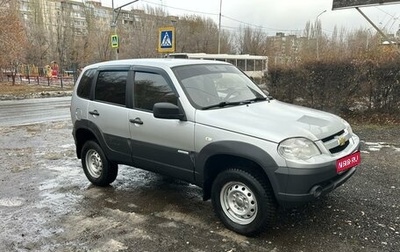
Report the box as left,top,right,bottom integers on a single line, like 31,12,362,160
111,0,139,60
316,10,326,60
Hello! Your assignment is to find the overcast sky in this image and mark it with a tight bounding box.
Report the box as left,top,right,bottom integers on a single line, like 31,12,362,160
101,0,400,36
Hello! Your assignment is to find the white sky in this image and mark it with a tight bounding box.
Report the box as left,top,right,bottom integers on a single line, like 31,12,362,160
100,0,400,36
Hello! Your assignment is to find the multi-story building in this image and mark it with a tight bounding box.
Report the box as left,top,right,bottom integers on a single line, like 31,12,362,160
17,0,147,37
267,32,305,65
19,0,97,36
13,0,157,66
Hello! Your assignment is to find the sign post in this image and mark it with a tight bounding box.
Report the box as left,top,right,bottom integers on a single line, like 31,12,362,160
111,0,139,60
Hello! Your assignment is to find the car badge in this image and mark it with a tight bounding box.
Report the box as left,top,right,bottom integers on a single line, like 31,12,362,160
337,136,346,146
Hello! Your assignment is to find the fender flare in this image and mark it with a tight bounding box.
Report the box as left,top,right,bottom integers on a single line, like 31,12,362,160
73,119,108,159
195,141,285,200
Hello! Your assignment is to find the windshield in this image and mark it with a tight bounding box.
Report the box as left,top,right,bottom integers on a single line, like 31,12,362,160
173,64,267,109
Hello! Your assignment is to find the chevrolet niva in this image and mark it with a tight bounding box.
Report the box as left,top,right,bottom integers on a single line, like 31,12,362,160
70,58,361,236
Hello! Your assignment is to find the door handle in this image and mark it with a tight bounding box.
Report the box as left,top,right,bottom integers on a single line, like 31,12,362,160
89,110,99,116
129,117,143,125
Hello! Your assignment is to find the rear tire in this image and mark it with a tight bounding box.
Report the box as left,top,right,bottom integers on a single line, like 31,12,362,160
81,140,118,186
211,168,277,236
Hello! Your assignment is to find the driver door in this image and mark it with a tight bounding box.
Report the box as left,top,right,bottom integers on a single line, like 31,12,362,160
128,68,195,182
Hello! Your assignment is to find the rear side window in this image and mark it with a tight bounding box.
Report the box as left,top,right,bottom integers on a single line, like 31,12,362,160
95,70,128,106
134,72,178,111
77,69,95,99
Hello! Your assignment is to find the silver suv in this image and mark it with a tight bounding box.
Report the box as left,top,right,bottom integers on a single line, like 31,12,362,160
70,58,361,236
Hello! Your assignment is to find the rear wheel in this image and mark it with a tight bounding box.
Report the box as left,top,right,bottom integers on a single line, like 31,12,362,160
81,140,118,186
211,168,277,236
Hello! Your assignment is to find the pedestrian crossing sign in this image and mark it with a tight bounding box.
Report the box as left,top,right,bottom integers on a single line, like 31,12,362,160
111,34,119,48
158,27,175,53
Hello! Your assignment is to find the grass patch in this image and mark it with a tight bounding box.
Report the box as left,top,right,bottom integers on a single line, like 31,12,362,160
0,81,72,95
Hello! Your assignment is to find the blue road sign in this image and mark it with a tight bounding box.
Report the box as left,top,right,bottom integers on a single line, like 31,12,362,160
158,27,175,53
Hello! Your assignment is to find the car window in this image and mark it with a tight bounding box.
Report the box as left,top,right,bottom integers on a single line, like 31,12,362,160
133,72,178,111
94,70,128,106
77,69,95,99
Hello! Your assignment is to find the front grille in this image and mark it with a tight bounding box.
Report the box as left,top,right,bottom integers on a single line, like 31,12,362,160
321,130,349,154
329,141,349,153
321,130,344,142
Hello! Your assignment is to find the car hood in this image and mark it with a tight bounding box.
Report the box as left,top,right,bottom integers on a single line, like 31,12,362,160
195,100,345,143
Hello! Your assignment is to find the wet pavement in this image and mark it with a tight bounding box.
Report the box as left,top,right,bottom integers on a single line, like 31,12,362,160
0,119,399,251
0,97,70,127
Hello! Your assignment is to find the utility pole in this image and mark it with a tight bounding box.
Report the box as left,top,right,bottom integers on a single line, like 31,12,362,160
111,0,140,60
111,0,117,60
218,0,222,54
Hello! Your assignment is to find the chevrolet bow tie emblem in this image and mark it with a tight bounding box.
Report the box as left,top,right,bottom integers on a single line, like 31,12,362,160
337,136,346,146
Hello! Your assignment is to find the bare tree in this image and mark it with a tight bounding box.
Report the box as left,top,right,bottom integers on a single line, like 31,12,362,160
81,3,113,63
235,26,267,55
176,15,226,53
122,6,170,58
0,0,28,84
23,0,51,68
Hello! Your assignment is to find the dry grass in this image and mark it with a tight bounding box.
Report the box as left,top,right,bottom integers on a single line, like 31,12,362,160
0,81,72,95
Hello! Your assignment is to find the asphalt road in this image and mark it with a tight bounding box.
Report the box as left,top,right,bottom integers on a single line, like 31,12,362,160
0,97,71,127
0,97,399,251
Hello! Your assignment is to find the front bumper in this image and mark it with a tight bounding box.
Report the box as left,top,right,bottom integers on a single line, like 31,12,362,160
275,165,357,208
271,134,361,208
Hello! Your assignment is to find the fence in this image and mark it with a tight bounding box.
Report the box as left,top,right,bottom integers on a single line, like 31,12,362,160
1,64,78,86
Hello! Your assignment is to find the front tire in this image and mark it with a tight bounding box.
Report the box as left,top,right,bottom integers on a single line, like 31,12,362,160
211,168,277,236
81,140,118,186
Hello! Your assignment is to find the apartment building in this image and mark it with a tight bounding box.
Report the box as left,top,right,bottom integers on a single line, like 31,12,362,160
266,32,307,65
17,0,145,36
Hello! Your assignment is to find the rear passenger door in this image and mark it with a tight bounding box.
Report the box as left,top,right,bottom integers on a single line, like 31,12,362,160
128,68,195,182
87,67,132,164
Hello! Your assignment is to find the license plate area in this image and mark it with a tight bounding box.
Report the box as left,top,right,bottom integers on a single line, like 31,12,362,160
336,151,361,174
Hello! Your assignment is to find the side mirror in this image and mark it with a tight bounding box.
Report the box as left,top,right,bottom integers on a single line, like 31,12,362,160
153,102,185,120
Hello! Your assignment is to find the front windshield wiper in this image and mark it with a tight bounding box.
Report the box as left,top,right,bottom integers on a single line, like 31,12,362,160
202,101,249,110
202,97,268,110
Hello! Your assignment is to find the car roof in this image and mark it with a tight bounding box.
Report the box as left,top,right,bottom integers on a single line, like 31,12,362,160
84,58,230,70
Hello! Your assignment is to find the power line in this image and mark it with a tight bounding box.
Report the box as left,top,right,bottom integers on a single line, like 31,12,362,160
374,6,399,31
222,15,303,32
140,0,219,16
375,6,398,19
140,0,299,33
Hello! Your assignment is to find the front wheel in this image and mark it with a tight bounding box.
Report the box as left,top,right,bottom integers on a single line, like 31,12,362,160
211,168,277,236
81,140,118,186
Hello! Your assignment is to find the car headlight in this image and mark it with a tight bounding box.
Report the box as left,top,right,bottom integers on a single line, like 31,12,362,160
278,137,321,161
